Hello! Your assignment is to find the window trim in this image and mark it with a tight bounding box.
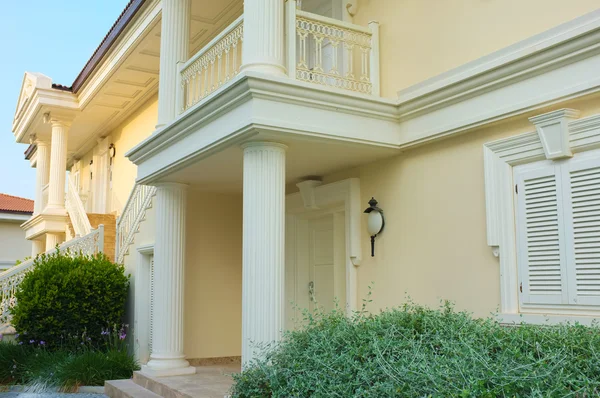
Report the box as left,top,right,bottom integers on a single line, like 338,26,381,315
483,109,600,320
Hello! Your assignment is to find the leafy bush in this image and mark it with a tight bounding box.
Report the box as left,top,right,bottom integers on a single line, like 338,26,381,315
231,302,600,397
11,251,129,350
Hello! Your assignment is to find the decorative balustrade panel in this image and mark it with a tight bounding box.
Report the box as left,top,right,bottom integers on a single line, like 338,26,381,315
0,226,104,324
116,184,157,264
180,16,244,113
294,11,376,94
65,174,92,237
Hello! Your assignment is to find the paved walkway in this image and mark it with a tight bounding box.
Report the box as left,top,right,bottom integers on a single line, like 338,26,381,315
1,394,106,398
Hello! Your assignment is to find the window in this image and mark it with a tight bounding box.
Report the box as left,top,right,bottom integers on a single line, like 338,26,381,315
514,150,600,310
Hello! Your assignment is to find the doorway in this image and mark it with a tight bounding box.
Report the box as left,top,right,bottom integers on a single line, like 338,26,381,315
285,178,362,329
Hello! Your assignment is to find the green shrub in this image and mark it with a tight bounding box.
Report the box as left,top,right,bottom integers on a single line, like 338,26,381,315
231,302,600,397
11,251,129,350
56,349,139,388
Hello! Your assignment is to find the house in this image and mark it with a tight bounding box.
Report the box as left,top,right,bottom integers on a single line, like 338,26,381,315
0,194,33,270
6,0,600,388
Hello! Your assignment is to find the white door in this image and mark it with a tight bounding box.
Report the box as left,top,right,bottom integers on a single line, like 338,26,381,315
286,210,346,328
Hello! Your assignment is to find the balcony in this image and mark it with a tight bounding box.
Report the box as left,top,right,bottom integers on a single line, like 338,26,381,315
177,7,380,114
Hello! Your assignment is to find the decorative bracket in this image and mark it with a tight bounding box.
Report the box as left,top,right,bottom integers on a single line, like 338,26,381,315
529,108,580,160
296,179,323,210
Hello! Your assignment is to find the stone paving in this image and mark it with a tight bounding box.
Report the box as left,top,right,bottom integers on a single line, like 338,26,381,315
1,394,107,398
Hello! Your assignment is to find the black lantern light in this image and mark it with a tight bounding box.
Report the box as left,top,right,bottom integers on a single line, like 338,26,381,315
364,197,384,257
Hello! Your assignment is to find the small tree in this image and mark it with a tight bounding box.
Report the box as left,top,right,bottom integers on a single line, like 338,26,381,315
11,251,129,350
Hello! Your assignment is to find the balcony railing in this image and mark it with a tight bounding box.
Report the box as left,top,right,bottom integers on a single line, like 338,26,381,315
0,225,105,325
287,6,380,95
177,8,379,113
178,15,244,113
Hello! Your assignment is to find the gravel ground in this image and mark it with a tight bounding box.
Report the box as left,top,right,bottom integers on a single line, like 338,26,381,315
0,394,107,397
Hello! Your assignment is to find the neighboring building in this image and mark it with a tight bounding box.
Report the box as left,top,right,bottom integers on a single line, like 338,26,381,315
5,0,600,385
0,194,33,270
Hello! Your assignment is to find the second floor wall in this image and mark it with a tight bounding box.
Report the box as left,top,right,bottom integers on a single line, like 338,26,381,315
71,95,158,216
352,0,600,97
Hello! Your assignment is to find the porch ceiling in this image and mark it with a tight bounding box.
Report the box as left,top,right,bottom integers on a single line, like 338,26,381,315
165,135,398,193
17,0,243,166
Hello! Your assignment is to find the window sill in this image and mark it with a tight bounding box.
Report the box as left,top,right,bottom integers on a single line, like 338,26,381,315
498,312,599,326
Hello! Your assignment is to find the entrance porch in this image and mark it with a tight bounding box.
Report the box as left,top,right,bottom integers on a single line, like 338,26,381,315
130,130,397,377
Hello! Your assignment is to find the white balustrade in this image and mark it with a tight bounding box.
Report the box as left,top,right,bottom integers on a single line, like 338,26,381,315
177,8,380,114
116,184,157,264
289,9,379,95
178,16,244,112
65,174,92,237
0,225,105,325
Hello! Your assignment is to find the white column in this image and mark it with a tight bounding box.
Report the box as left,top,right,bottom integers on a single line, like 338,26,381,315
45,233,62,251
156,0,190,129
31,240,45,257
46,119,69,215
143,183,195,376
242,142,287,366
34,141,51,214
241,0,286,76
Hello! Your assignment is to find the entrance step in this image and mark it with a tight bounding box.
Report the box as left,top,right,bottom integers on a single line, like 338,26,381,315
105,365,239,398
105,379,161,398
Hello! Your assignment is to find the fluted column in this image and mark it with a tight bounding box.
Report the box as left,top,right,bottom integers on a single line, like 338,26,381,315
241,0,286,76
242,142,287,366
45,233,62,251
156,0,190,129
46,119,69,215
143,182,195,376
34,141,51,214
31,240,45,258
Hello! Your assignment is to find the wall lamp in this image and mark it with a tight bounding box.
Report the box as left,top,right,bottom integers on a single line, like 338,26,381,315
364,197,384,257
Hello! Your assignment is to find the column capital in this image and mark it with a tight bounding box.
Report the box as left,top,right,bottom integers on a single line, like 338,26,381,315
154,182,189,191
43,112,75,129
241,141,288,151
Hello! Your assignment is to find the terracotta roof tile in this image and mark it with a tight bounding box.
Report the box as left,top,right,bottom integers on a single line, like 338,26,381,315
0,193,34,214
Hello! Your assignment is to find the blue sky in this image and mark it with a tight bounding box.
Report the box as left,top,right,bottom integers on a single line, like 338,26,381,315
0,0,129,199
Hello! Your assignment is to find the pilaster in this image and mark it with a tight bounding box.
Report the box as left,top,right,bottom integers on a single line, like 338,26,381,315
241,142,287,366
33,141,51,214
156,0,190,129
143,182,195,377
241,0,286,76
45,117,70,215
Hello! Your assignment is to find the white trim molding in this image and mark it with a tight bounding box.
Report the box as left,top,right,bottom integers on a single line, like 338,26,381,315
483,109,600,316
287,178,362,314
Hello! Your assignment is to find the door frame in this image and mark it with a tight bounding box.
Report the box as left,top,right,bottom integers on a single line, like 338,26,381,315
135,243,154,364
286,178,362,317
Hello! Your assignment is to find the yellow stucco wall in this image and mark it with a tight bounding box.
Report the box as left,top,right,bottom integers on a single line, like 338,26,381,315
322,94,600,317
352,1,600,97
75,96,158,214
185,191,243,359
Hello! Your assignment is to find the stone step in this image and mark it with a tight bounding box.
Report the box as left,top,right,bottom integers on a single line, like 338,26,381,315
105,379,162,398
132,372,192,398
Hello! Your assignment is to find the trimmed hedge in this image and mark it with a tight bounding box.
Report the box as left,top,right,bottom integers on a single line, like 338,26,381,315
231,302,600,397
11,251,129,350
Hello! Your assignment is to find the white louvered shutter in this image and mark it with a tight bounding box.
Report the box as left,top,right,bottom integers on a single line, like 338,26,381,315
149,255,155,353
515,162,568,305
562,154,600,306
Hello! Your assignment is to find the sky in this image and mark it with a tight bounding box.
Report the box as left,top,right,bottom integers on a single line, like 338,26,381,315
0,0,130,200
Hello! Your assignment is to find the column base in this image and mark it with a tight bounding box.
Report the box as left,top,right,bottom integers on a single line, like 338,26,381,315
42,205,68,217
241,62,287,77
141,359,196,377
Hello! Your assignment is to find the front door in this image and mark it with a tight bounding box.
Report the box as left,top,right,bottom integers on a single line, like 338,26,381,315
286,209,346,328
